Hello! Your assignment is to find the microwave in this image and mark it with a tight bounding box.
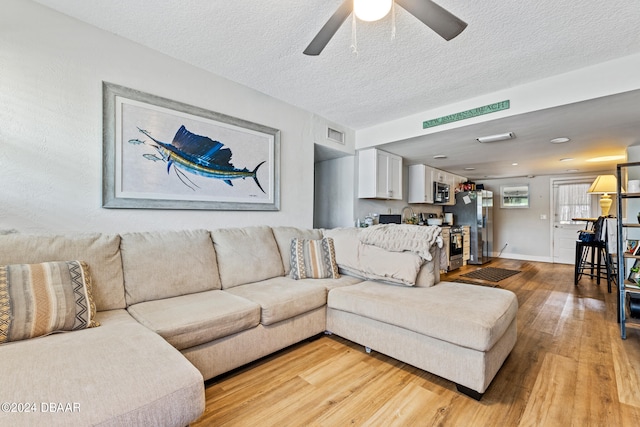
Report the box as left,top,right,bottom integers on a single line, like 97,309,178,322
434,181,450,204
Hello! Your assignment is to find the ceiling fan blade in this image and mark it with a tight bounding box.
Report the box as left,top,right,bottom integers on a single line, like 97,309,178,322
303,0,352,56
396,0,467,41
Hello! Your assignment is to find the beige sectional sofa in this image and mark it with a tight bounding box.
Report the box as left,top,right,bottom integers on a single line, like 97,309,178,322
0,225,517,426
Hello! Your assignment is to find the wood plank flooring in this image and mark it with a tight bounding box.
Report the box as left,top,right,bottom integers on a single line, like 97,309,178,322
192,259,640,426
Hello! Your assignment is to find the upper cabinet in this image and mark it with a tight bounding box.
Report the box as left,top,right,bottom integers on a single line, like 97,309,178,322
358,148,403,200
408,164,435,203
447,173,467,206
408,164,465,205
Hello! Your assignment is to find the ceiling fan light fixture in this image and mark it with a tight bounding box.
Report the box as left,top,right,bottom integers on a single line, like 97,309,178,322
354,0,393,22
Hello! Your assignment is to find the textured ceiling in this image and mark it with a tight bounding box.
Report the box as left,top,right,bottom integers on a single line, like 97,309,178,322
32,0,640,178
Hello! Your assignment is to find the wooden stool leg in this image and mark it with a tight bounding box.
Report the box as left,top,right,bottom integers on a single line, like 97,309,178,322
596,246,601,285
574,242,580,286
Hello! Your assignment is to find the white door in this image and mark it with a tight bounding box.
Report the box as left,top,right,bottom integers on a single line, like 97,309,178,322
551,178,599,264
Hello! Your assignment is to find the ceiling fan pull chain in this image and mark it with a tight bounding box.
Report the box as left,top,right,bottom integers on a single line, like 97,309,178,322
351,12,358,55
391,0,396,40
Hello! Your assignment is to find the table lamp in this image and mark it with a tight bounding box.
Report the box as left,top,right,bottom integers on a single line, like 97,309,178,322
587,174,623,216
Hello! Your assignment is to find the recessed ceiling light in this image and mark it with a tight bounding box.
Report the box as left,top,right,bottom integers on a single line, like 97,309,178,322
559,158,574,162
550,137,570,144
476,132,515,143
566,169,579,172
586,155,626,162
464,167,475,171
512,162,519,166
433,154,447,159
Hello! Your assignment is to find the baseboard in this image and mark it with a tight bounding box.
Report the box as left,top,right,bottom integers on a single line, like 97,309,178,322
492,253,553,263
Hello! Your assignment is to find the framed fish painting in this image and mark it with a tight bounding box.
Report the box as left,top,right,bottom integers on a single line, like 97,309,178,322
102,82,280,210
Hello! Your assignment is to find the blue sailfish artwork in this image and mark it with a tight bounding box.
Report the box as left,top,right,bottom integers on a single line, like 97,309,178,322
130,125,266,193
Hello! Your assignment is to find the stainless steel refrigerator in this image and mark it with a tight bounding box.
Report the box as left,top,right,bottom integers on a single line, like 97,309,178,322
444,190,493,264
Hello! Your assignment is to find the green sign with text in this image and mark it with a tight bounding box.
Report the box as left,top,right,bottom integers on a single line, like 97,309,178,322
422,100,510,129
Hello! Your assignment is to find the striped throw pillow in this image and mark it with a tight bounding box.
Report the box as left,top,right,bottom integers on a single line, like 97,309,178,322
0,261,99,344
290,238,340,280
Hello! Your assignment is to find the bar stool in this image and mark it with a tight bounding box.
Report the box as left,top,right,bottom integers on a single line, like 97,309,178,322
574,238,614,292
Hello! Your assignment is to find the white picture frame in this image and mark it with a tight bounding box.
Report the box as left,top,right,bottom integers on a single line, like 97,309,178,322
102,82,280,210
500,184,529,208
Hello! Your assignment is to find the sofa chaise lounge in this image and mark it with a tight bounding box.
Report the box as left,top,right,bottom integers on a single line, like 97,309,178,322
0,225,517,426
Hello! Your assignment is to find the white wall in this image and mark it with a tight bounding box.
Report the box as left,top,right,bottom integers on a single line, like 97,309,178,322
314,156,355,229
0,0,339,234
624,146,640,224
485,177,553,262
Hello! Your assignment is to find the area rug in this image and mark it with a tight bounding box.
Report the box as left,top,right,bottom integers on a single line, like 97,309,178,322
460,267,521,282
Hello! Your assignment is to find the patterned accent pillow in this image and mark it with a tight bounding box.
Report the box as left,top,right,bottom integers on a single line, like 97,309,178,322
290,238,340,280
0,261,99,344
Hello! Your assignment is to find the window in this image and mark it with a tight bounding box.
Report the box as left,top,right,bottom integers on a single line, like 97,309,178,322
555,181,597,224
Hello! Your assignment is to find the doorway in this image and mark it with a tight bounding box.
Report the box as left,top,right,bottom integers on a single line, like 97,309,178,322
551,177,599,264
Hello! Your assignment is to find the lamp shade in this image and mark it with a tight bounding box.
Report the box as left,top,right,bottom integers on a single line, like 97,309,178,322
587,174,623,216
587,175,621,194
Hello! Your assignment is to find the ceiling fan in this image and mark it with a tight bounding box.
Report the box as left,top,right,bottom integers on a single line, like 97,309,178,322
304,0,467,56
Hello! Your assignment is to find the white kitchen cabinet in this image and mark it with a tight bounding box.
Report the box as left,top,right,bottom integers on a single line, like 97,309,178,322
432,169,448,184
462,225,471,264
408,164,434,203
445,173,467,205
358,148,403,200
409,165,466,205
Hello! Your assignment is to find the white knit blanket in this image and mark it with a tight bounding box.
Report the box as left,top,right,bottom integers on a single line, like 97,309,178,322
359,224,443,261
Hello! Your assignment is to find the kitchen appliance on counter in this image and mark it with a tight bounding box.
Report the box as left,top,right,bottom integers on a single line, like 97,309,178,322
444,190,493,264
378,214,402,224
427,218,443,226
444,212,454,225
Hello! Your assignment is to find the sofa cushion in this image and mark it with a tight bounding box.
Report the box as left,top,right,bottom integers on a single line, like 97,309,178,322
272,226,323,275
297,275,363,291
225,277,326,325
328,281,518,352
324,227,424,286
290,237,340,280
0,261,99,344
0,233,125,311
212,226,284,289
127,290,261,351
121,230,220,305
0,309,204,427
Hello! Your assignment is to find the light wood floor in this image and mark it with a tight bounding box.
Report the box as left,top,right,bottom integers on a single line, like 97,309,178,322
192,259,640,426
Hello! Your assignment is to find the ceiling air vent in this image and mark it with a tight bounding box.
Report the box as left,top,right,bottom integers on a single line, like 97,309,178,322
327,127,345,144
